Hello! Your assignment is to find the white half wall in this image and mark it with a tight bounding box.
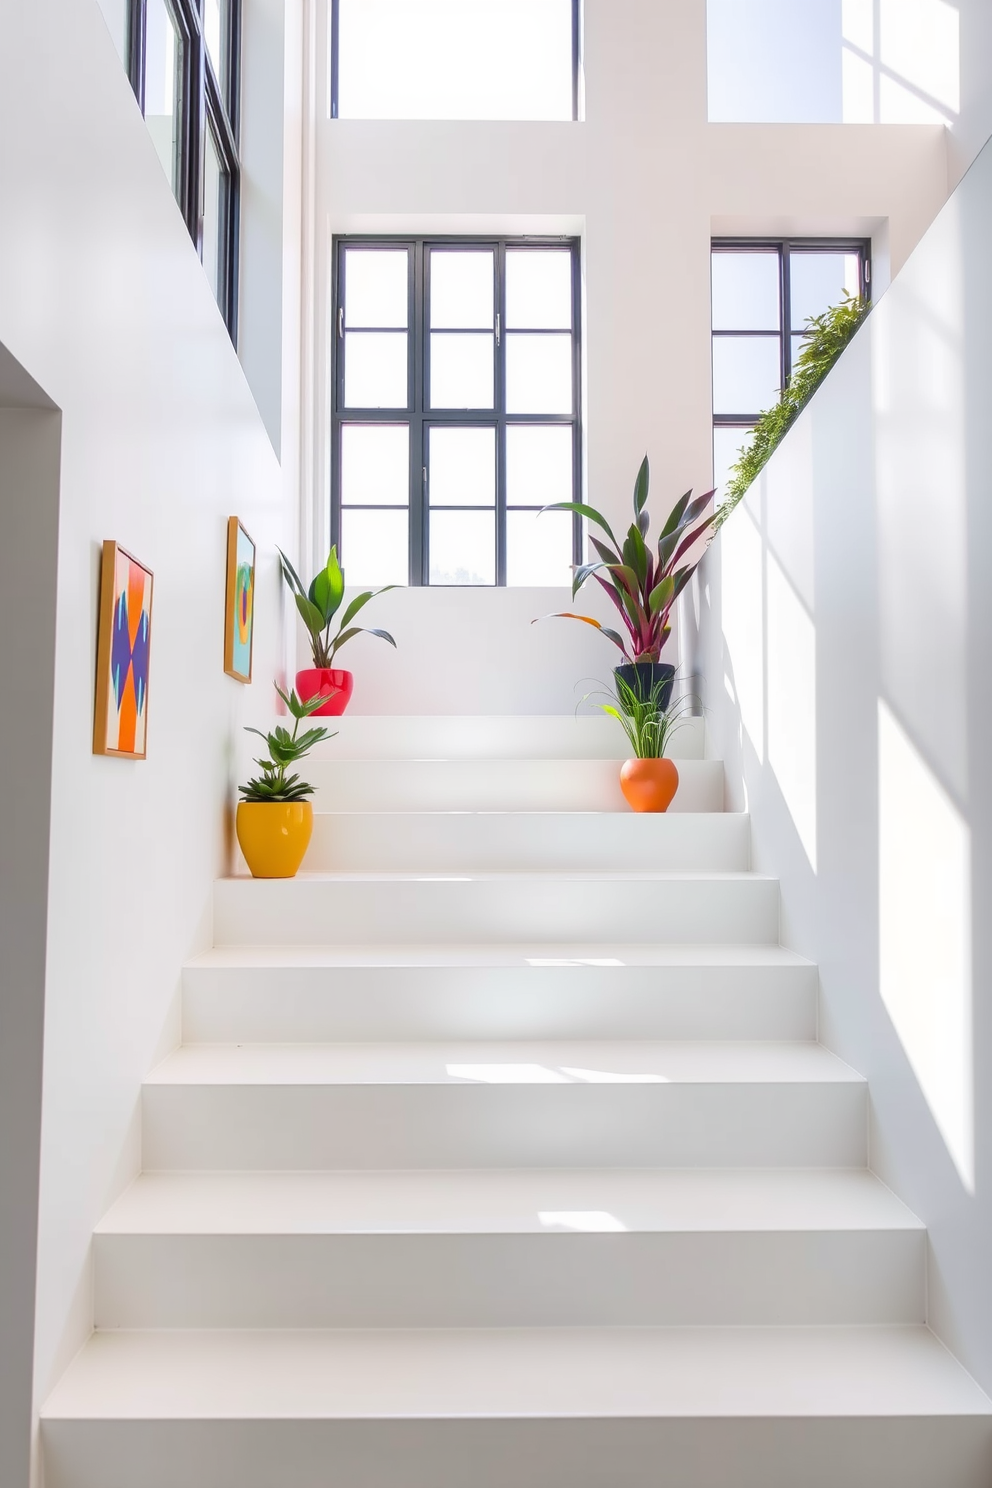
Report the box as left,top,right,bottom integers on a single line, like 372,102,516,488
697,133,992,1394
0,2,293,1482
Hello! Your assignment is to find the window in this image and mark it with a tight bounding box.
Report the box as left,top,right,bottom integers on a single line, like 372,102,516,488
128,0,241,338
331,0,580,121
711,238,870,498
332,238,582,587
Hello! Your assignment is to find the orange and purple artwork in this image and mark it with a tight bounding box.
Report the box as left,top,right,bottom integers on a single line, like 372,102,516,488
224,516,255,682
93,541,153,759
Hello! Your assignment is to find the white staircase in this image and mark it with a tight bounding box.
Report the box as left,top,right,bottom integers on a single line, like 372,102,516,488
41,716,992,1487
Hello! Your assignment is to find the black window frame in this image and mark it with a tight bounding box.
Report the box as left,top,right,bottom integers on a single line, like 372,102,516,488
711,236,871,434
128,0,242,341
329,0,582,122
331,235,583,588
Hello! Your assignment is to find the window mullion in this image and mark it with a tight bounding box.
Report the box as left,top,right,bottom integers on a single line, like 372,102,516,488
411,241,426,587
495,239,507,588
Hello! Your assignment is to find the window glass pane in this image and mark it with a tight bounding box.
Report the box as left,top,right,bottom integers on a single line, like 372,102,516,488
344,249,409,328
505,250,572,329
341,508,408,586
506,509,572,586
337,0,574,121
506,334,572,415
203,0,228,92
429,333,494,409
344,332,408,408
506,424,572,506
429,510,496,585
713,425,753,502
143,0,182,199
429,426,495,507
789,251,862,331
202,125,224,305
711,252,780,331
341,424,409,503
712,336,781,416
430,250,494,329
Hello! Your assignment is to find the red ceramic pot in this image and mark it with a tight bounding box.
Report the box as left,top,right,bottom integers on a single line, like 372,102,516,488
295,667,354,717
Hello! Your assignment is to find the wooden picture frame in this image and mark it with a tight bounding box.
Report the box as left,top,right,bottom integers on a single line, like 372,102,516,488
224,516,256,683
93,540,154,760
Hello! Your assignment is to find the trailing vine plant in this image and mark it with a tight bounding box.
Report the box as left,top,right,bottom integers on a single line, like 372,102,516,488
715,292,870,528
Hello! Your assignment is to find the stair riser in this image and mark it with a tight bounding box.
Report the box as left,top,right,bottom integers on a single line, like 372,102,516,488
93,1229,924,1328
305,758,722,812
182,964,818,1043
213,876,780,946
301,812,748,873
41,1415,992,1488
301,713,706,761
142,1082,866,1169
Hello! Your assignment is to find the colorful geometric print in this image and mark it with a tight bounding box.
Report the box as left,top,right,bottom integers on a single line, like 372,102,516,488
108,554,151,755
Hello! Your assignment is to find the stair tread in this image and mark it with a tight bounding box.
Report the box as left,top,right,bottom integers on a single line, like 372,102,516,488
43,1326,990,1420
221,869,773,883
185,942,814,970
146,1040,861,1087
97,1167,920,1235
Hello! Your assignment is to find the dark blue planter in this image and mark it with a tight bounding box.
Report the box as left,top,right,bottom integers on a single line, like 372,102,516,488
614,661,676,713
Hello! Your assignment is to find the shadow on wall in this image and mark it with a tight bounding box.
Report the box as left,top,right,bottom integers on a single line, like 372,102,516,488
707,0,960,126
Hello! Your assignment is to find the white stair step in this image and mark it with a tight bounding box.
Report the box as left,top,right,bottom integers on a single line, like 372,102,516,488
94,1168,923,1328
301,712,706,761
183,943,817,1043
299,810,747,872
41,1326,992,1488
142,1041,866,1169
213,871,780,946
305,756,722,811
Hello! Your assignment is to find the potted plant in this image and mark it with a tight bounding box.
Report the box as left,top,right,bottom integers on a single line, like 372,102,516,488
597,674,691,813
236,686,335,878
537,455,716,711
278,545,396,716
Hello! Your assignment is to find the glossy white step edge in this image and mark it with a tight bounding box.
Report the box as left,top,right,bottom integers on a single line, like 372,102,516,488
93,1168,923,1328
182,943,817,1043
304,756,723,812
41,1326,992,1488
212,871,781,947
300,810,749,873
299,712,706,761
141,1041,866,1170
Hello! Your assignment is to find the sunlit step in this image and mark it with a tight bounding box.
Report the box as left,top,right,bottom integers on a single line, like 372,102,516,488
182,943,817,1044
94,1168,923,1329
142,1041,866,1170
41,1326,992,1488
213,872,781,947
304,757,723,812
300,811,748,873
301,712,706,761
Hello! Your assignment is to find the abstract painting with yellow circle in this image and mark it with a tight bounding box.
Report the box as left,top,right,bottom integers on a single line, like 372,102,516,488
224,517,256,683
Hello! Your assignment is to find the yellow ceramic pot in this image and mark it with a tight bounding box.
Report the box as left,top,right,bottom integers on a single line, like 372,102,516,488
236,800,313,878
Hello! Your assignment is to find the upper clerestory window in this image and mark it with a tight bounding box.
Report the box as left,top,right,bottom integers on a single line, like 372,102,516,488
331,0,580,121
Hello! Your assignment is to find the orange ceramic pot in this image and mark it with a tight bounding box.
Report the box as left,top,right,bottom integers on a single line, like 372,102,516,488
619,757,679,813
236,801,313,878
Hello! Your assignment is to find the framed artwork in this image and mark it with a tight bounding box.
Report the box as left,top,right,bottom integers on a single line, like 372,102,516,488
93,541,154,760
224,516,255,682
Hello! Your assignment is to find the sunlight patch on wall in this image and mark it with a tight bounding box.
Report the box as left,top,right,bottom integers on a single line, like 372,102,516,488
721,502,764,761
767,552,817,870
843,0,960,123
878,699,973,1192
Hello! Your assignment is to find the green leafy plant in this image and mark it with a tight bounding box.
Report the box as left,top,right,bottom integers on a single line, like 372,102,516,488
278,545,396,669
239,687,335,803
716,293,870,528
536,456,716,664
594,674,693,759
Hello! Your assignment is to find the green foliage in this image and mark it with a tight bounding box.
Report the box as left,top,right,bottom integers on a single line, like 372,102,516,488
716,294,870,528
278,546,397,669
239,687,336,804
594,674,694,760
535,456,717,664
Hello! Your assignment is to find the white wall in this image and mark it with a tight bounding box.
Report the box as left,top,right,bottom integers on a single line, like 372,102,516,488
0,2,292,1481
697,134,992,1393
306,0,950,713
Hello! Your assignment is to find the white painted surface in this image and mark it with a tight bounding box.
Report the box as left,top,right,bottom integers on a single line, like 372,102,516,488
0,2,292,1478
300,712,706,758
698,133,992,1395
